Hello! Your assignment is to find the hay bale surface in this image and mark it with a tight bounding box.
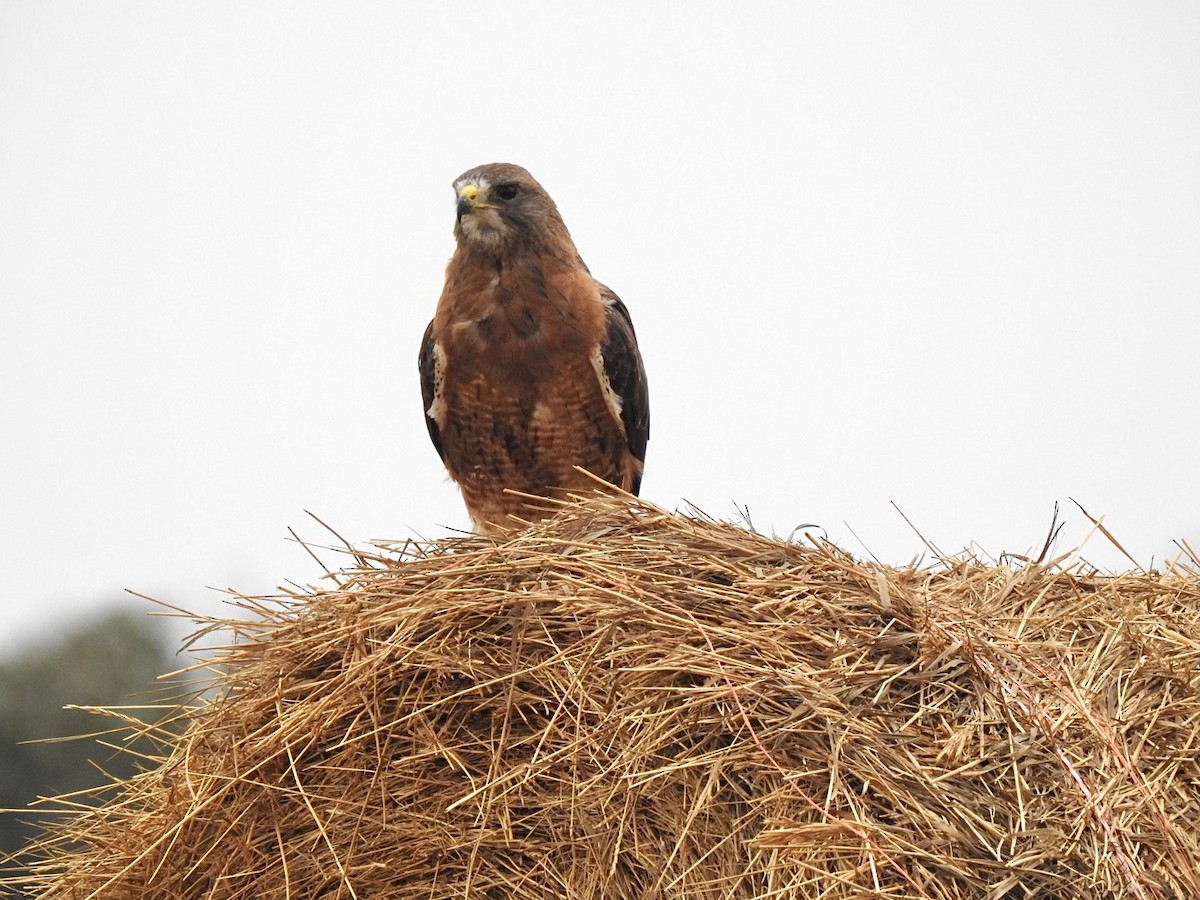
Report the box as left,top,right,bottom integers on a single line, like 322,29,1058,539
16,497,1200,898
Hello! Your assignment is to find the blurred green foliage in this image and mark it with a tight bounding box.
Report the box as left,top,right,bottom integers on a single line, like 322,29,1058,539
0,607,176,865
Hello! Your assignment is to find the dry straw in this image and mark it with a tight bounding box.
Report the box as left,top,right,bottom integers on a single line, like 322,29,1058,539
12,495,1200,898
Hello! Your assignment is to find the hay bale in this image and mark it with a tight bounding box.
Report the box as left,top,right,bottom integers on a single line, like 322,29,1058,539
14,497,1200,898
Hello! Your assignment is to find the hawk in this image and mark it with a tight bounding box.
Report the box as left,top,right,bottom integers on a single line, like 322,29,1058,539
418,163,650,533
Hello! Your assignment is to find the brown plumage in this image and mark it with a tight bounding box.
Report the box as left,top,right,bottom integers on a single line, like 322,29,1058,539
418,163,649,533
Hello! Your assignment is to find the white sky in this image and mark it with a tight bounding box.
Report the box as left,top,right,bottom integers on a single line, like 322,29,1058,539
2,2,1198,653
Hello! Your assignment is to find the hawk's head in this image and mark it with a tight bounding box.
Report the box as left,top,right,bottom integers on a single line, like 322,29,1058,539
451,163,568,252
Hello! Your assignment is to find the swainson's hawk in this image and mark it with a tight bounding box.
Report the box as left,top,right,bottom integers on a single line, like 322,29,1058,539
419,163,649,533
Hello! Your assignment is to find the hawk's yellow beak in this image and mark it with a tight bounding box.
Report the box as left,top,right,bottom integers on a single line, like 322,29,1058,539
457,183,498,219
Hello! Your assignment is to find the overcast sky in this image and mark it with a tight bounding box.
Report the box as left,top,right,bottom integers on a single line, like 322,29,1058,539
2,2,1197,654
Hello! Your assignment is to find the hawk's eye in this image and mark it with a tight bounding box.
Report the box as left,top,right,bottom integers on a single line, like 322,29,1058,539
495,184,520,201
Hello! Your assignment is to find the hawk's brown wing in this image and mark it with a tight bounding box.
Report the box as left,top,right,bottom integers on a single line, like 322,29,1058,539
598,286,650,495
417,320,445,462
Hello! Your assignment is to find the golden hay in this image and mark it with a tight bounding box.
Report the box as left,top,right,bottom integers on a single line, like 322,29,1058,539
13,496,1200,898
